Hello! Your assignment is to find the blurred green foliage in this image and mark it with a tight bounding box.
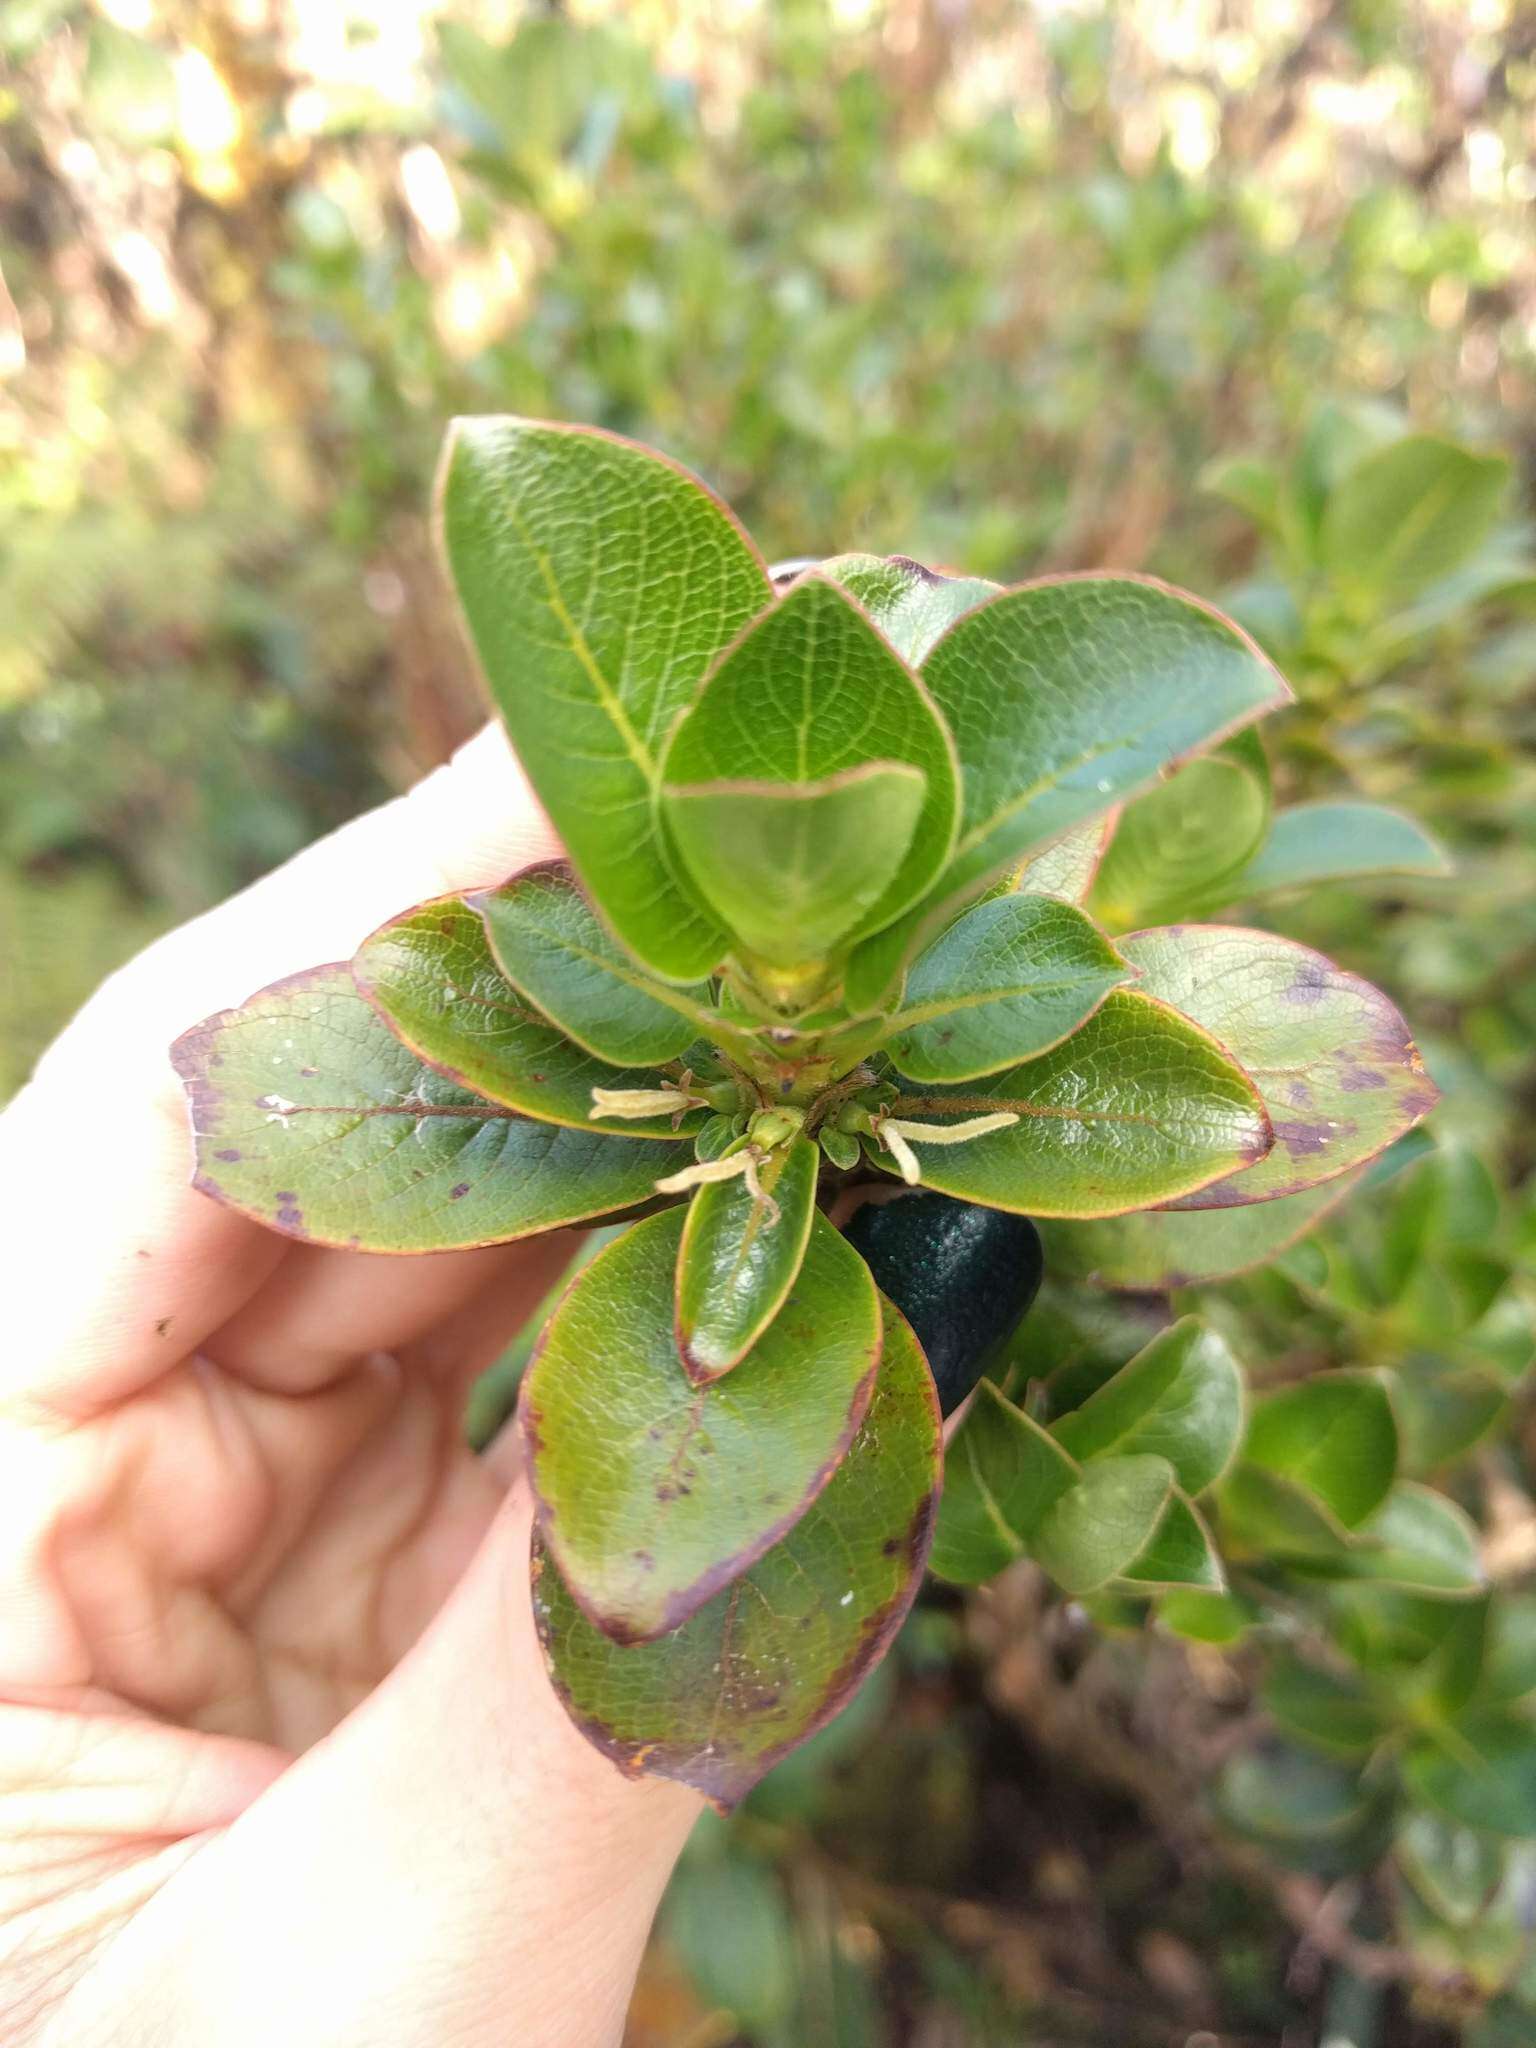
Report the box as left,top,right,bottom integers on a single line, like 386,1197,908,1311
4,2,1536,2041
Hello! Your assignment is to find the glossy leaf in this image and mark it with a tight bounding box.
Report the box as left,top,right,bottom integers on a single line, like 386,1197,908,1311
1218,1743,1380,1848
170,966,690,1250
1402,1713,1536,1839
887,894,1131,1083
352,893,702,1139
1243,1372,1398,1530
1338,1484,1484,1595
1050,1317,1244,1496
522,1206,880,1642
1220,1464,1356,1566
929,1379,1077,1585
1117,1488,1224,1592
676,1136,819,1382
1322,436,1510,595
1396,1814,1506,1927
1157,1588,1258,1645
438,416,771,978
469,862,708,1066
1263,1657,1389,1761
1121,925,1438,1208
661,575,959,945
532,1304,941,1805
1014,816,1114,902
1088,754,1269,929
888,989,1271,1218
1227,801,1452,899
1041,1172,1359,1290
1029,1453,1175,1595
1482,1599,1536,1708
663,762,926,967
846,574,1290,1006
815,552,997,664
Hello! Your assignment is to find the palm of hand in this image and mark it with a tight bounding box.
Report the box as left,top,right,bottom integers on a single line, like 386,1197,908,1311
0,733,699,2048
33,1233,561,1753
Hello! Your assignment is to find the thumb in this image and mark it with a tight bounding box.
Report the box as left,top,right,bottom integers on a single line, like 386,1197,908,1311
58,1480,701,2048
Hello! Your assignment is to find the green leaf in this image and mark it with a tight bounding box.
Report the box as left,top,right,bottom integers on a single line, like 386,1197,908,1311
661,1854,797,2032
1121,925,1438,1208
438,417,772,978
1219,1464,1354,1564
1396,1812,1505,1926
661,576,959,948
170,966,689,1251
1226,801,1452,900
1482,1599,1536,1708
1243,1371,1398,1530
352,892,702,1139
1322,436,1510,596
1050,1317,1244,1496
1218,1742,1379,1847
1029,1454,1175,1595
695,1113,743,1162
887,894,1131,1083
1014,816,1113,902
1157,1588,1257,1645
846,575,1290,1006
819,1126,860,1171
1201,452,1285,538
814,552,997,664
676,1136,819,1382
1263,1655,1390,1761
929,1380,1078,1585
532,1302,941,1805
1118,1488,1224,1591
523,1206,880,1642
888,990,1271,1218
1088,754,1269,929
662,763,927,967
1340,1484,1484,1595
468,862,709,1066
1403,1713,1536,1839
1041,1173,1359,1290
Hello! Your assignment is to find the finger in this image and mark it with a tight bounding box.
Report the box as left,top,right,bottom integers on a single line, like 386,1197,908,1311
50,1484,702,2048
203,1242,536,1394
2,726,561,1414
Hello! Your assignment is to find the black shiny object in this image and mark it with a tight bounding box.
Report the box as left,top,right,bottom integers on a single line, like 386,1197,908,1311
843,1193,1044,1416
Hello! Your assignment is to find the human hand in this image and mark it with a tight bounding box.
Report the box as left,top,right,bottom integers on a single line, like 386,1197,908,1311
0,727,701,2048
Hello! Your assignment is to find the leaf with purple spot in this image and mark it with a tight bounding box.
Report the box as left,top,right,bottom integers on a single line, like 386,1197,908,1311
1117,925,1437,1208
170,966,690,1251
522,1205,881,1643
531,1301,941,1806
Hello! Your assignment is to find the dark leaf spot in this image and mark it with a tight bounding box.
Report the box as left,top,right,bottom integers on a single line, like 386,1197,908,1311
1270,1119,1333,1158
1282,961,1331,1004
1337,1065,1388,1092
450,1182,472,1200
214,1148,242,1162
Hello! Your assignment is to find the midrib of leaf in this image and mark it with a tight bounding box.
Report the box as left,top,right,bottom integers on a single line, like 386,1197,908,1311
269,1097,528,1121
891,1092,1212,1133
962,1433,1029,1561
505,492,661,783
1276,1397,1379,1499
951,718,1210,870
890,969,1120,1032
1364,469,1463,587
